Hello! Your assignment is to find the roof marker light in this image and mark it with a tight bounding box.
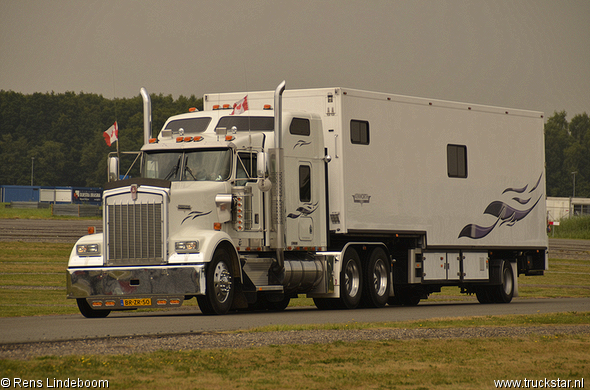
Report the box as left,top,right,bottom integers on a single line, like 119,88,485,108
176,137,184,142
194,136,203,142
189,107,197,112
184,136,192,142
225,135,235,141
149,138,157,143
213,105,220,110
264,104,272,110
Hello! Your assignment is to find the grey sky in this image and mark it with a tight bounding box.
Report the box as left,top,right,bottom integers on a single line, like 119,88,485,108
1,0,588,118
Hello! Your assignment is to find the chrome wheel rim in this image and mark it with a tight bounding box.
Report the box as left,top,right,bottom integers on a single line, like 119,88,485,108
373,259,388,296
213,261,232,304
344,260,360,298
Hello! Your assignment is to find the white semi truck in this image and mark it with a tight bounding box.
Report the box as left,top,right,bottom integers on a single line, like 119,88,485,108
67,82,548,317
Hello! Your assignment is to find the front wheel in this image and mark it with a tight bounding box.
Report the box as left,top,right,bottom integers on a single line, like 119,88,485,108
197,249,234,315
76,298,110,318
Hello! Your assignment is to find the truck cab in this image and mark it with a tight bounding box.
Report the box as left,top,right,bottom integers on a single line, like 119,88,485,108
68,90,330,317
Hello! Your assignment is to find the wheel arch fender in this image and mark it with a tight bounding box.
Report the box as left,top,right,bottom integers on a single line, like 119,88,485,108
199,231,241,280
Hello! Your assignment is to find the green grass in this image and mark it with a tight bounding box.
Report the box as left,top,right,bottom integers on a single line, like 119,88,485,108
0,202,100,220
1,331,589,389
551,215,590,239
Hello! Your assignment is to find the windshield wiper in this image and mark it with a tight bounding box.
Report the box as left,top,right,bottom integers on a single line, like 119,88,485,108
164,156,181,181
184,157,197,180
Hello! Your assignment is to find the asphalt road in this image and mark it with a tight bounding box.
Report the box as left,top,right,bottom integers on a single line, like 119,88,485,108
1,298,589,344
0,218,101,243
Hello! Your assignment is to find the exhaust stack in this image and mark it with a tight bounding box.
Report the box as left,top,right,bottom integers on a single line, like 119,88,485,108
272,81,286,272
140,87,152,145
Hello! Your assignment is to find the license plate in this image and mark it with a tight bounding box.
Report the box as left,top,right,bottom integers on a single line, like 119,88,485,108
120,298,152,307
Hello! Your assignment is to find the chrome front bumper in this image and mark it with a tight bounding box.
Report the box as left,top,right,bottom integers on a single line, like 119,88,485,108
67,265,206,299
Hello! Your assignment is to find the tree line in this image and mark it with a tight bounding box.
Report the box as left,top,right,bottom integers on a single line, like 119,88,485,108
0,90,202,188
0,90,588,196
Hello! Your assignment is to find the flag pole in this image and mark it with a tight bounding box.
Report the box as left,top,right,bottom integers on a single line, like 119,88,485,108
116,122,120,180
112,65,120,180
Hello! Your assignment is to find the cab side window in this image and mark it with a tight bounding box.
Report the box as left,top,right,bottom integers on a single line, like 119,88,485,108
236,152,257,186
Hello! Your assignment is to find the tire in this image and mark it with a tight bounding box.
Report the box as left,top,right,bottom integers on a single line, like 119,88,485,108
476,260,514,304
392,287,421,306
400,293,421,306
76,298,110,318
264,296,291,311
313,298,338,310
361,247,390,308
495,260,514,303
475,288,493,304
197,249,234,315
339,247,363,309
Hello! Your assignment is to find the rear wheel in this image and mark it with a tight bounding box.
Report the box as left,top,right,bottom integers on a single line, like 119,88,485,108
391,287,421,306
197,249,234,315
495,261,514,303
476,260,514,304
264,295,291,311
76,298,110,318
361,247,390,308
339,247,362,309
313,298,336,310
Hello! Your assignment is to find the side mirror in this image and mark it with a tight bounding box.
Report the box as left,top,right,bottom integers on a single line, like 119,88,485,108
256,151,271,192
257,151,267,178
108,156,119,182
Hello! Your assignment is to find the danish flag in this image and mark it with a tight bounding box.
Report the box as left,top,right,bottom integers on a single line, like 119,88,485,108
230,96,248,115
103,122,118,146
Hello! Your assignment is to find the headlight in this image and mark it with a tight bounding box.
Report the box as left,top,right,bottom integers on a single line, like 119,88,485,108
175,241,199,253
76,244,101,256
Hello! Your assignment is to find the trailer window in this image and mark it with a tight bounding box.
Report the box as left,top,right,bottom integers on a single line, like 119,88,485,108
350,120,369,145
299,165,311,202
290,118,310,136
447,144,468,178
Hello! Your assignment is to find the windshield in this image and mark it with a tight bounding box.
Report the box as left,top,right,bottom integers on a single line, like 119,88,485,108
182,149,231,181
143,149,232,182
144,152,183,181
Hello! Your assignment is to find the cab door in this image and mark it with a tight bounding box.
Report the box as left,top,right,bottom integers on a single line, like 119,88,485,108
283,114,327,250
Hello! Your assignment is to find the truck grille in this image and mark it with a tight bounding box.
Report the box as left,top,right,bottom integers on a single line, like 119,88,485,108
107,202,164,265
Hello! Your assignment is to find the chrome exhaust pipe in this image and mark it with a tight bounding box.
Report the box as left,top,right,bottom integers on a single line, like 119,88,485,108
140,87,152,145
273,81,286,273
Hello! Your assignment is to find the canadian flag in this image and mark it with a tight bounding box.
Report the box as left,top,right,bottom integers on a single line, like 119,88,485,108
103,122,118,146
230,96,248,115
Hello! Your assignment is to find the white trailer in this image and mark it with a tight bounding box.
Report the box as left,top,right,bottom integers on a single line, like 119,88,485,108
67,83,547,317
